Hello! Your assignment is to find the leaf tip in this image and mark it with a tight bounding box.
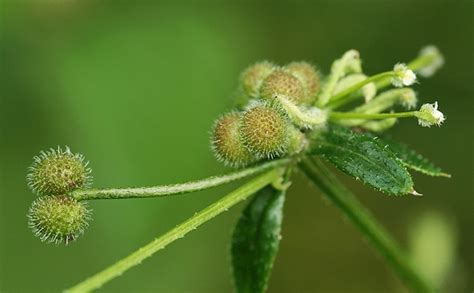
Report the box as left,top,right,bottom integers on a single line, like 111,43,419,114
409,189,423,196
440,172,452,178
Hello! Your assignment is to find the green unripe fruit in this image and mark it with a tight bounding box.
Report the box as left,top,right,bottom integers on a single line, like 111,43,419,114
240,102,290,159
240,61,276,99
27,146,92,196
211,112,255,167
286,61,321,103
28,196,91,244
260,69,306,104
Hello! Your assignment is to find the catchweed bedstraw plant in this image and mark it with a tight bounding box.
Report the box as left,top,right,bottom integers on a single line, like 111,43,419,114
26,45,449,293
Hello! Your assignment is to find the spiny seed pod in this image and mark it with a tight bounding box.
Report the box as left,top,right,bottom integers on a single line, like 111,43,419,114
260,69,306,104
240,102,290,159
240,61,276,99
211,112,255,167
286,61,321,103
27,146,92,196
286,126,308,155
28,196,91,244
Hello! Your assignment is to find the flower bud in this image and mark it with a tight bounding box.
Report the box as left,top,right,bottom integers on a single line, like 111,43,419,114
399,89,418,110
27,147,92,196
286,126,308,155
286,61,321,103
415,102,445,127
28,196,91,244
417,46,444,78
260,69,306,104
211,112,255,167
240,102,290,159
392,63,417,87
333,49,362,74
317,50,362,106
240,61,276,98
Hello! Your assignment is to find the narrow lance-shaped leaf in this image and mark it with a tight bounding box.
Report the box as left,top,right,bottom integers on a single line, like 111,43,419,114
309,124,414,195
231,185,286,293
376,136,451,178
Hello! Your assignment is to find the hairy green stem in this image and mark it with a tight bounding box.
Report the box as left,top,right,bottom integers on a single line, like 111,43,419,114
326,72,394,109
329,52,436,110
335,88,416,127
299,158,435,293
374,54,437,90
330,111,416,121
70,159,290,201
65,168,283,293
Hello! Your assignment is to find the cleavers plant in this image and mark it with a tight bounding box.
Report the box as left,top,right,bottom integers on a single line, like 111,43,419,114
26,45,449,293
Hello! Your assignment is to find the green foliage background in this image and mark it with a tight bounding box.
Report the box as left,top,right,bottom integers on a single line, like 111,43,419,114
1,0,472,292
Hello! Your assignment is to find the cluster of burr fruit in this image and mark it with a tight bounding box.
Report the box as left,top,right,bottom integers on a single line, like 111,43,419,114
211,61,325,168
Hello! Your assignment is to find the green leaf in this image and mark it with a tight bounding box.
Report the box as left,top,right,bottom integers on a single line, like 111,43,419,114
310,124,414,195
231,186,286,293
377,136,451,178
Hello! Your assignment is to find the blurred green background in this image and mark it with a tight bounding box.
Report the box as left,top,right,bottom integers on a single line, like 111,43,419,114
1,0,472,292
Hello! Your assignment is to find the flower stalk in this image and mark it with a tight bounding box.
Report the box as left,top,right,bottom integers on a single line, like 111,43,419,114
65,168,284,293
69,158,290,201
327,71,394,108
330,111,416,120
375,46,443,89
330,101,445,127
329,46,443,109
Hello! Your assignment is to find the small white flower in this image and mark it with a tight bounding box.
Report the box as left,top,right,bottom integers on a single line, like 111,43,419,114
418,46,444,78
392,63,417,87
416,101,445,127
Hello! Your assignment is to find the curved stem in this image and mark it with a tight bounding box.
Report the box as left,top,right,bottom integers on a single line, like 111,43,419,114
330,111,416,121
326,72,394,109
299,158,435,293
317,49,361,107
64,168,283,293
276,95,327,127
329,52,438,110
70,158,290,201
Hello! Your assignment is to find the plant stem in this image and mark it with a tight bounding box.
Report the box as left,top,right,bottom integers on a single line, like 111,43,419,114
329,52,437,110
334,88,415,127
330,111,416,121
65,168,283,293
299,158,435,293
70,158,290,201
375,54,437,90
327,71,394,108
